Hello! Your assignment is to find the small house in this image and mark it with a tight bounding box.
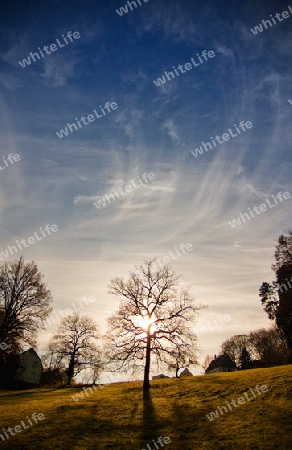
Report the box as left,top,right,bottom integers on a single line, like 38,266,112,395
205,353,237,374
152,374,169,380
179,368,193,378
14,348,43,385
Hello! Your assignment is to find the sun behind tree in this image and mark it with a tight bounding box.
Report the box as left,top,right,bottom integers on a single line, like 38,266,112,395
134,314,157,334
104,259,204,391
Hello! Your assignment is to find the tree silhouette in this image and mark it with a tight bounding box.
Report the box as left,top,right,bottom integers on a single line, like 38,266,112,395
259,231,292,359
48,313,101,385
105,259,203,390
239,347,252,370
221,334,249,367
0,256,52,351
201,354,213,372
165,340,198,378
272,230,292,272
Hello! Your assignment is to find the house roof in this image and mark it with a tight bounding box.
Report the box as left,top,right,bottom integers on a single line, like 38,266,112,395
19,348,42,363
205,353,237,373
180,368,193,377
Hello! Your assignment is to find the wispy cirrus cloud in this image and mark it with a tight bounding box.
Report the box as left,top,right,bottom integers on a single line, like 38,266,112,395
0,0,291,368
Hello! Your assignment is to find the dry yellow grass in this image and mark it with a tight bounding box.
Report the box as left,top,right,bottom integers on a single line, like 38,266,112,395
0,365,291,449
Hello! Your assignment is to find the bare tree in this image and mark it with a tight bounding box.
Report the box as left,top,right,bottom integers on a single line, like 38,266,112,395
41,352,67,386
105,259,204,391
0,257,52,351
165,336,198,378
48,313,102,385
201,354,213,372
220,326,288,369
249,326,288,366
221,334,250,366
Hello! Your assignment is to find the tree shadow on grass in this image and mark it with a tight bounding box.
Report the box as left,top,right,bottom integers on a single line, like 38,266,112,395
0,390,41,399
169,397,220,449
140,389,160,448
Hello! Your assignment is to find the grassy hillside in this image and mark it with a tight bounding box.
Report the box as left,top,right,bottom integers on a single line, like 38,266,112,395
0,365,291,449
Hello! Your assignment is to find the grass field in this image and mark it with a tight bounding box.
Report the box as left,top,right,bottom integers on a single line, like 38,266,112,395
0,365,291,449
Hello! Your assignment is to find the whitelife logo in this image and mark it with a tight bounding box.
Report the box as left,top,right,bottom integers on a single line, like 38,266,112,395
93,172,155,209
56,102,118,139
195,314,231,337
228,192,290,228
151,243,193,270
206,385,269,421
250,6,292,35
153,50,215,87
0,153,21,171
116,0,150,17
0,224,58,261
44,295,97,329
71,374,115,402
277,276,292,293
18,31,81,68
0,412,45,442
190,121,253,158
141,436,171,450
72,384,103,402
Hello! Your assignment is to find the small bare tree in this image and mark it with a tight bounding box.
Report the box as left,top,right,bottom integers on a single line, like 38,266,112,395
48,313,102,385
167,342,198,378
42,352,67,386
105,259,204,391
201,354,213,372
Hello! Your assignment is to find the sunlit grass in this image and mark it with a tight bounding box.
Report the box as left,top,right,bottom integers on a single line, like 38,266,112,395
0,365,291,449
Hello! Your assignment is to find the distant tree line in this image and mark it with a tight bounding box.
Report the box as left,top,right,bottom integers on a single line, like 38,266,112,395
216,230,292,370
259,230,292,362
220,326,288,370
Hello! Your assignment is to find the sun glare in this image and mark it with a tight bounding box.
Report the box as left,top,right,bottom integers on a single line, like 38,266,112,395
135,315,157,333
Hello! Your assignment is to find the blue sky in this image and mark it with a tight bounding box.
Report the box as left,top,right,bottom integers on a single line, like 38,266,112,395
0,0,291,376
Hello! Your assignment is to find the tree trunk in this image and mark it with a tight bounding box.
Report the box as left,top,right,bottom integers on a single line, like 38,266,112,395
67,357,75,385
143,328,151,391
